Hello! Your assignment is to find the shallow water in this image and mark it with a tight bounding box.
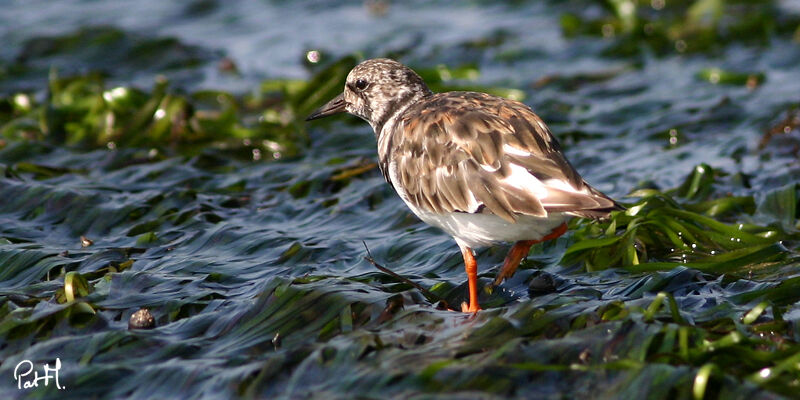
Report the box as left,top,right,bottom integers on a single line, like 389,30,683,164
1,1,800,399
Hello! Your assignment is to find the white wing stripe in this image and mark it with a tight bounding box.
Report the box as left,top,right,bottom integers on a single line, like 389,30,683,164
502,144,531,157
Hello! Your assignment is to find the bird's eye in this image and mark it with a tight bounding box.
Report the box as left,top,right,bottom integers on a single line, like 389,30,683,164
355,79,368,90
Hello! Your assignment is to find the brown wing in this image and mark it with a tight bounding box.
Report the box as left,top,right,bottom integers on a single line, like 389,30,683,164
385,92,620,223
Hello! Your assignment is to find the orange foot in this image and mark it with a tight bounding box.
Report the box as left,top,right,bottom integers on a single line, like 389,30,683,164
491,223,569,288
460,245,482,313
461,301,482,313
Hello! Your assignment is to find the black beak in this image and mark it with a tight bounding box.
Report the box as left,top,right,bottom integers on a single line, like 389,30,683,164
305,93,346,121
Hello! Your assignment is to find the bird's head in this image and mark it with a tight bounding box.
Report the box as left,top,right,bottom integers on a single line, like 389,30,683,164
306,58,431,131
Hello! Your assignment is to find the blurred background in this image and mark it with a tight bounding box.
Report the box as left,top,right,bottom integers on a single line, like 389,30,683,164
2,0,800,191
1,1,800,399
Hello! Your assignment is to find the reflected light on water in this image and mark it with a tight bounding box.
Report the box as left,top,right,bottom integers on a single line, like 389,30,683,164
307,50,321,64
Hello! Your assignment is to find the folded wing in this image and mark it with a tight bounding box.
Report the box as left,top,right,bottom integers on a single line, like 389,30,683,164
388,92,622,223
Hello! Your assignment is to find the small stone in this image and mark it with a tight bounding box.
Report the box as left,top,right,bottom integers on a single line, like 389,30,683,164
579,348,592,364
128,308,155,330
80,235,94,248
528,271,558,296
218,57,238,73
434,300,450,310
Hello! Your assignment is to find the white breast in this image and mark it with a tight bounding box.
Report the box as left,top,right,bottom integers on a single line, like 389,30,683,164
387,161,569,249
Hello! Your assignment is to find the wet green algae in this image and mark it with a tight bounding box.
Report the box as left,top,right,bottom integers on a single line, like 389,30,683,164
1,1,800,399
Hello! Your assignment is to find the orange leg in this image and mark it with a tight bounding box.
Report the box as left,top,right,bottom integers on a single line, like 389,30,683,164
459,245,482,313
491,240,537,288
491,223,568,288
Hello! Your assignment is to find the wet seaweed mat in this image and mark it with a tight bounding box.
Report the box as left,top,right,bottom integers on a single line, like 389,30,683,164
2,0,800,399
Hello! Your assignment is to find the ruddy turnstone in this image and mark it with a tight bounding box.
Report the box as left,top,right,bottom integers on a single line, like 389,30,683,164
307,58,622,313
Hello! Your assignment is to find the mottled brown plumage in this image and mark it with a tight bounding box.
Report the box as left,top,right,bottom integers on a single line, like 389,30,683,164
385,91,620,223
307,58,623,312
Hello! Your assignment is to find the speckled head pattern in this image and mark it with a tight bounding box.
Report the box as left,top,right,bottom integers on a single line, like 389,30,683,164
341,58,432,131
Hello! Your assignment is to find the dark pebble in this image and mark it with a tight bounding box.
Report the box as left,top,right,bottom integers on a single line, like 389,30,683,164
528,271,559,296
128,308,156,330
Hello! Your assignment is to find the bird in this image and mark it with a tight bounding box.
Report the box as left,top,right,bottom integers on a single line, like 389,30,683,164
306,58,622,313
